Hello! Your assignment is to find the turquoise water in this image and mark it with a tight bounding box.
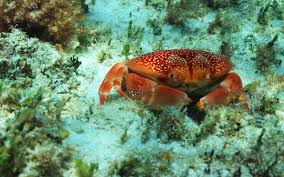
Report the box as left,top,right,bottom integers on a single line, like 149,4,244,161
0,1,283,177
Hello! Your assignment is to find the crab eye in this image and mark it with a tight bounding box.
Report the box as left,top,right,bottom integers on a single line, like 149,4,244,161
184,83,190,87
182,82,190,88
168,73,175,79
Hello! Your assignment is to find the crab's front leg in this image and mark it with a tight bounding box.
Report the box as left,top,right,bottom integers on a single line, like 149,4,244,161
125,73,192,110
197,72,250,112
98,62,130,106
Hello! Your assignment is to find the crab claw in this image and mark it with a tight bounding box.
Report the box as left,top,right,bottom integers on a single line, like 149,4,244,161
197,72,250,112
98,62,130,106
125,73,192,110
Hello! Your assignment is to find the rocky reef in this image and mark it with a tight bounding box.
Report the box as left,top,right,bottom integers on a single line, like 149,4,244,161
0,0,84,46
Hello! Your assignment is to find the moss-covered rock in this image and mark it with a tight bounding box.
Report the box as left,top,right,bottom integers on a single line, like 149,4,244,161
0,0,84,46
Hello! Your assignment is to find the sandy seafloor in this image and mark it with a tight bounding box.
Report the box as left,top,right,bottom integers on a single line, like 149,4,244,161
1,0,284,177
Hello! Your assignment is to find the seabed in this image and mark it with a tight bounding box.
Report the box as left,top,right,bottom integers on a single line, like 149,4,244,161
0,1,284,177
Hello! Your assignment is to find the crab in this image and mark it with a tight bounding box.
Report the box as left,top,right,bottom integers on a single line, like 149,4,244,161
98,49,250,112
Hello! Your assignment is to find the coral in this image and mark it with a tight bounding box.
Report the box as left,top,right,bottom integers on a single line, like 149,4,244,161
0,28,89,177
0,29,60,79
0,28,83,177
0,29,80,114
188,103,284,176
0,28,81,81
0,0,83,46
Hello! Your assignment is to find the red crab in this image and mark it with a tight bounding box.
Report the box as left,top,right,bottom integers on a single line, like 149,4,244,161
98,49,250,112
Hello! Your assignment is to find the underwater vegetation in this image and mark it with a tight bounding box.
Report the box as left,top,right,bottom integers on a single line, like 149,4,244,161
0,97,71,177
257,1,284,25
113,148,175,177
0,0,84,46
255,35,281,74
75,159,98,177
0,0,284,176
0,29,80,176
165,0,208,28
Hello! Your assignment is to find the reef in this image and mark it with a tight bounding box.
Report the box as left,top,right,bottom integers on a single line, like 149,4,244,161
0,98,71,177
0,29,80,176
0,0,84,46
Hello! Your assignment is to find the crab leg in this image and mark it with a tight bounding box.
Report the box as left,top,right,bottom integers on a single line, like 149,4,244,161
98,62,130,106
197,72,250,112
125,73,192,110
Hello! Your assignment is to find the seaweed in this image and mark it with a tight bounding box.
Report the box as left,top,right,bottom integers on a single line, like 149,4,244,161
193,111,221,144
97,50,107,63
219,40,235,59
122,16,144,58
0,29,62,80
122,43,131,59
0,89,71,177
165,0,207,28
144,0,167,10
257,4,270,25
120,128,129,145
255,35,280,74
147,19,162,36
115,150,174,177
0,0,84,46
75,159,98,177
242,122,284,176
208,12,239,35
75,28,95,53
127,19,144,41
206,0,240,9
257,1,284,26
208,14,222,34
157,109,189,142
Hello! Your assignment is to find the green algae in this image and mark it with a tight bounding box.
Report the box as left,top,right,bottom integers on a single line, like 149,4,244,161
0,28,77,177
75,159,98,177
122,43,131,59
0,101,71,177
114,149,174,177
255,35,280,74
